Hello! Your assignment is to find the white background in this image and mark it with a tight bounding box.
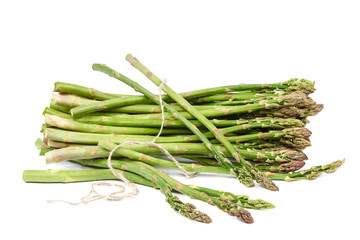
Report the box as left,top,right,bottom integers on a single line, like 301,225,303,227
1,1,359,239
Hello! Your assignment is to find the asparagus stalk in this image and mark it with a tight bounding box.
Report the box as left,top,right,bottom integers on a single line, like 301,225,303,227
265,159,345,181
45,112,308,143
54,91,312,119
44,124,309,148
45,138,307,163
54,77,315,104
76,158,344,182
44,114,191,135
70,96,149,117
54,82,133,100
46,107,305,130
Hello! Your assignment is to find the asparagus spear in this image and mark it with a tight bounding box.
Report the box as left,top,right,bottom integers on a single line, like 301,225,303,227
265,159,345,181
54,91,312,119
44,114,191,135
45,107,306,130
44,139,307,164
70,96,148,117
54,82,133,100
75,157,344,182
54,77,315,103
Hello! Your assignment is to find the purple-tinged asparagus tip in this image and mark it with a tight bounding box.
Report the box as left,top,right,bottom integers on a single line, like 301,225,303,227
284,127,312,139
231,208,254,224
307,104,324,116
277,161,306,173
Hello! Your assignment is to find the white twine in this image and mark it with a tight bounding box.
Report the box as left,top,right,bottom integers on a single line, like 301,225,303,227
48,79,196,205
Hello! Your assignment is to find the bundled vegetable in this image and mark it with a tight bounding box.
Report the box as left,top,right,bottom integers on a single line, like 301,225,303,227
23,54,344,223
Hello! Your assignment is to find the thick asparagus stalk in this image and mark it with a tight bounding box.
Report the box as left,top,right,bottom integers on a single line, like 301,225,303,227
44,114,191,135
23,168,156,186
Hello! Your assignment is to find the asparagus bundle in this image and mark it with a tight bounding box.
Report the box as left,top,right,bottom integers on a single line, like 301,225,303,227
23,54,344,224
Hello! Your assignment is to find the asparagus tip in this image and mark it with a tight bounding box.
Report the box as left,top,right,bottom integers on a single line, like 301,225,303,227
284,127,312,139
277,161,305,173
247,199,276,209
231,207,254,224
283,78,316,94
321,158,346,174
169,196,212,223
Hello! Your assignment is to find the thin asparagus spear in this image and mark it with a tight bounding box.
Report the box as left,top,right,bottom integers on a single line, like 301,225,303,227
54,92,312,117
76,157,344,182
44,127,201,144
44,126,310,151
54,77,315,103
265,159,345,181
125,54,279,191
